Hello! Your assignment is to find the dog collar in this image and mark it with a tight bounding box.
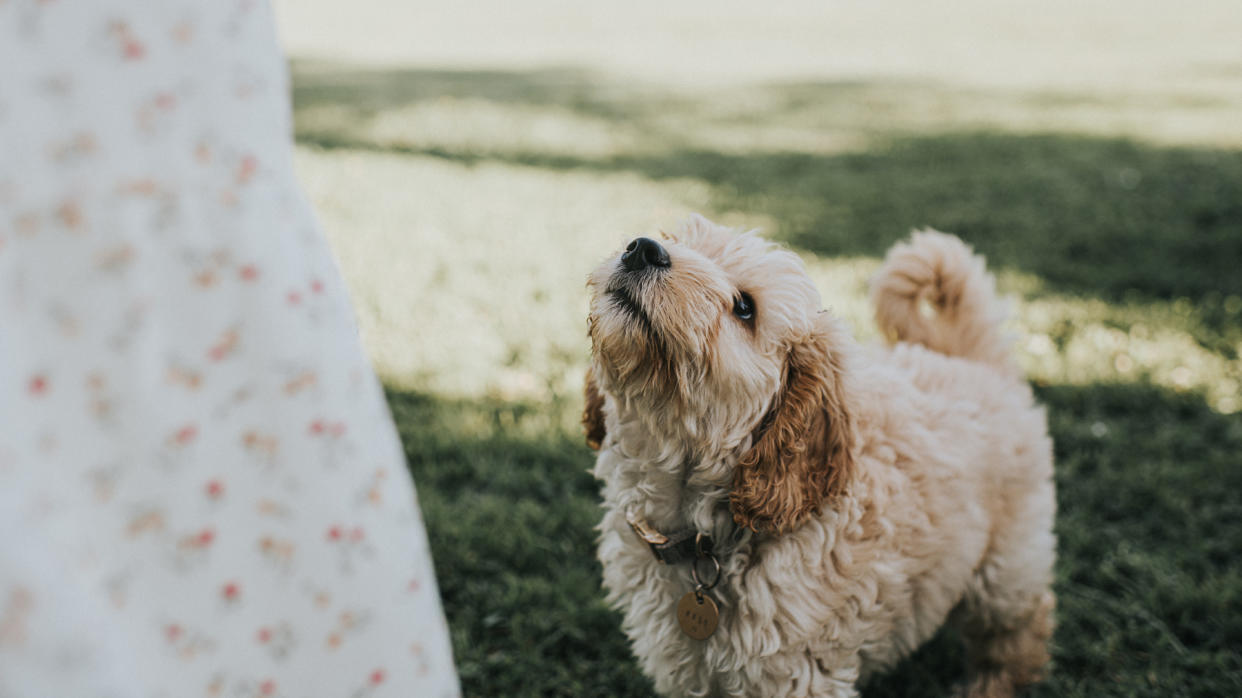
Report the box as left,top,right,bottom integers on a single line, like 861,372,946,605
625,508,714,565
626,507,724,640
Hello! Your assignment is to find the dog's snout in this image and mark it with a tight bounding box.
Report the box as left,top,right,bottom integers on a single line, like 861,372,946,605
621,237,670,272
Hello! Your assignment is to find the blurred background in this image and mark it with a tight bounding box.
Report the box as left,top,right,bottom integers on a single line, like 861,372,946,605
273,2,1242,695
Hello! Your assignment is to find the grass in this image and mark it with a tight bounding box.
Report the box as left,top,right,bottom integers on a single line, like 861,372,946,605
385,384,1242,697
278,3,1242,695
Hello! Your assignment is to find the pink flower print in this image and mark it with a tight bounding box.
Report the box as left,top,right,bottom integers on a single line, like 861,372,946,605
205,479,225,500
258,679,277,696
325,525,364,544
309,419,351,468
325,609,371,651
236,155,258,185
195,142,212,164
175,526,216,568
312,590,332,610
27,374,48,396
221,581,241,603
138,92,179,133
241,430,278,464
166,364,203,391
171,21,193,44
56,199,83,232
195,269,218,288
346,666,387,697
255,621,295,659
164,622,214,659
255,499,290,518
116,177,160,197
258,536,295,572
125,509,165,538
310,278,324,294
238,264,260,281
178,527,215,552
95,243,136,273
207,328,238,361
407,578,421,593
170,423,198,446
282,370,316,395
109,22,146,61
325,524,370,572
286,290,302,306
356,468,387,506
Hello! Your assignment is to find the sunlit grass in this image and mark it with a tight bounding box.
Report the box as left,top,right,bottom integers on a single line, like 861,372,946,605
299,143,1241,417
294,146,713,405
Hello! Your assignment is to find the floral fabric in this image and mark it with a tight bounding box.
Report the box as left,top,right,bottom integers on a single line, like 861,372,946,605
0,2,458,696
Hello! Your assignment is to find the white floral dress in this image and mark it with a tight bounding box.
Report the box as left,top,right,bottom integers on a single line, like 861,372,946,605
0,1,459,696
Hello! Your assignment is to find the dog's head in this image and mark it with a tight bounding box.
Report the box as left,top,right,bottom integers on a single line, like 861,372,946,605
585,215,856,534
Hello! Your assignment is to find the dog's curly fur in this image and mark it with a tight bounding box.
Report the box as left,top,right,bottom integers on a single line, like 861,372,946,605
585,216,1056,697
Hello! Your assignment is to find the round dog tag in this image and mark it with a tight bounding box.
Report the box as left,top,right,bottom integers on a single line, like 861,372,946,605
676,591,719,640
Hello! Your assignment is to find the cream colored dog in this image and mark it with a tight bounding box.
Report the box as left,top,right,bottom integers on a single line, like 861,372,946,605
584,215,1056,697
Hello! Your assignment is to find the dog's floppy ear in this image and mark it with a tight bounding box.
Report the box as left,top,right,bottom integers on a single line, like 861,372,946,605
583,365,607,450
730,315,856,534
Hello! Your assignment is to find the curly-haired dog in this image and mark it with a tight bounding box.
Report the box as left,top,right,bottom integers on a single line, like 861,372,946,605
584,216,1055,697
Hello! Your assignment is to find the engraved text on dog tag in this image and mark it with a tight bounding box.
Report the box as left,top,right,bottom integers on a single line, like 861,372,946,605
676,591,719,640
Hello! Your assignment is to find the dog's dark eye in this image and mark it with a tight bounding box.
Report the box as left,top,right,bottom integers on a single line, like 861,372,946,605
733,292,754,321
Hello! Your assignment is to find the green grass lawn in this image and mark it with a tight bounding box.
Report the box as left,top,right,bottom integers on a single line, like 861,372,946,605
280,4,1242,694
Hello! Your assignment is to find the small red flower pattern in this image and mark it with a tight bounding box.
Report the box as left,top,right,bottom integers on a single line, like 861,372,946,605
0,1,458,696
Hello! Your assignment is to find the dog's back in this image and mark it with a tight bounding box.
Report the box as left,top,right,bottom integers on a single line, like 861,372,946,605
868,231,1056,697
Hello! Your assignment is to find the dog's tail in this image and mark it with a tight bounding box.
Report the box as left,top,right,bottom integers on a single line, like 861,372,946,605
870,229,1016,373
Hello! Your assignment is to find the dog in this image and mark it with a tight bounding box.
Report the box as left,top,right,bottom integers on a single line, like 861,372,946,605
584,215,1055,697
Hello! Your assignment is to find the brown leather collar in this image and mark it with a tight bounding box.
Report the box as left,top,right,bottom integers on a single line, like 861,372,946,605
626,508,713,565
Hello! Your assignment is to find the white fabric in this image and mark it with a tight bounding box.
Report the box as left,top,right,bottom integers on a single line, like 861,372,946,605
0,2,458,696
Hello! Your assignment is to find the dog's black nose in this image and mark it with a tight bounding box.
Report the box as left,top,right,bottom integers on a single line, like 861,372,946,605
621,237,670,272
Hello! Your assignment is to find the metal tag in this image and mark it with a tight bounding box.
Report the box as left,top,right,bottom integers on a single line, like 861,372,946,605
676,591,719,640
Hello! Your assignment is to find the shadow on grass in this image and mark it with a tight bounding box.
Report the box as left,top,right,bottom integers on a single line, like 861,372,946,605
387,383,1242,698
291,62,645,123
304,129,1242,348
291,64,1242,308
387,390,654,698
